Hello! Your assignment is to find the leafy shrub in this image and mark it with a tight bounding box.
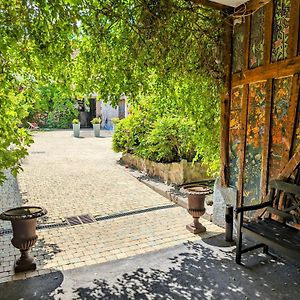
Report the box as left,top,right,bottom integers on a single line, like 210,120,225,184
137,117,197,163
113,112,198,163
72,118,80,124
112,117,120,125
91,117,101,124
112,111,152,154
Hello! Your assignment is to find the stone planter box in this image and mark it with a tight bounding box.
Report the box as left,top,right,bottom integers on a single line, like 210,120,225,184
121,153,212,185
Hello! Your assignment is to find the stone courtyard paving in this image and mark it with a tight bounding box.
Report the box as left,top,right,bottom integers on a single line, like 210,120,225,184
0,129,223,283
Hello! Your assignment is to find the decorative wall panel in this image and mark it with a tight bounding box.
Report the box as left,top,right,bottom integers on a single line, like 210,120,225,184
232,23,245,73
292,102,300,155
250,7,265,69
271,0,291,62
243,82,266,205
229,86,243,187
269,77,292,179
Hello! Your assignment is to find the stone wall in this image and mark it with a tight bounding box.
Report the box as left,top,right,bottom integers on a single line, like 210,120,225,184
213,177,237,233
0,170,22,230
121,153,211,185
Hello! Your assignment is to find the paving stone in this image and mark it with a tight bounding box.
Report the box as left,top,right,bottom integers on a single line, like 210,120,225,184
0,130,223,283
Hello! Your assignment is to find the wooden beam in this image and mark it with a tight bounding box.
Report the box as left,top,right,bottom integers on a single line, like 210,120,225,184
260,79,273,198
220,20,233,186
237,84,249,206
281,74,300,167
234,0,271,15
232,56,300,86
288,0,300,58
189,0,232,11
278,146,300,179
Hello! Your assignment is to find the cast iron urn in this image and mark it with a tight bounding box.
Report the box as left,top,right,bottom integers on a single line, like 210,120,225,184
183,185,212,234
0,206,47,272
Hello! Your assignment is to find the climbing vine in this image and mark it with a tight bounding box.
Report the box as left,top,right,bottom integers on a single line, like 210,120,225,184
0,0,225,182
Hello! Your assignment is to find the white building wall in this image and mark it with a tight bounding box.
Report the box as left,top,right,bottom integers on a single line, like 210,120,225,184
100,101,118,129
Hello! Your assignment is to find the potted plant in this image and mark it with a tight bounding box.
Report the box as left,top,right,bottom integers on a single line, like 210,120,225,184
0,206,47,272
91,117,101,137
112,117,120,132
72,118,80,138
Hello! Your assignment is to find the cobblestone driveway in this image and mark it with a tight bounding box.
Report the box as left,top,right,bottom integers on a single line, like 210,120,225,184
0,129,223,283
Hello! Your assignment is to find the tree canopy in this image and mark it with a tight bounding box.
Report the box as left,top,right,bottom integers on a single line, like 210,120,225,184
0,0,225,182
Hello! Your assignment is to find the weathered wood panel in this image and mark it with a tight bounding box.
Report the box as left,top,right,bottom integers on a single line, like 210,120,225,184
282,74,300,164
288,0,300,58
226,0,300,205
292,97,300,154
243,82,267,205
250,6,265,68
271,0,291,62
269,77,292,179
260,79,273,197
232,22,245,74
229,86,243,188
237,85,249,206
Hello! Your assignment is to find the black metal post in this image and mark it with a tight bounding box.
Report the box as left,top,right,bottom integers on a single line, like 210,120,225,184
225,205,233,242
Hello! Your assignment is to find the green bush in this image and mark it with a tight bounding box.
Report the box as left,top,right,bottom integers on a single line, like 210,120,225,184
91,117,101,124
112,117,120,125
113,113,198,163
112,112,151,154
136,117,197,163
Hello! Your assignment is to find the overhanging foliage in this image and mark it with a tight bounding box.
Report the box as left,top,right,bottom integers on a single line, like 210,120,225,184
0,0,225,183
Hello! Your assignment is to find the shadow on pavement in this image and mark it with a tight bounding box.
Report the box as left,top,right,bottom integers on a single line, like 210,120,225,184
0,271,64,300
72,241,299,300
1,237,299,300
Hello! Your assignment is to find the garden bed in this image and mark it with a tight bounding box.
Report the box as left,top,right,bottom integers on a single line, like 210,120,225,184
121,153,212,185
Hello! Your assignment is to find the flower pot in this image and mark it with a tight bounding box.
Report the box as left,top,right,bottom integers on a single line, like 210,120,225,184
73,123,80,138
182,185,212,234
0,206,47,272
93,123,100,137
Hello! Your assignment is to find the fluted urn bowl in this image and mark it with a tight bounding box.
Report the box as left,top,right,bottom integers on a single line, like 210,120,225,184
0,206,47,272
183,185,212,234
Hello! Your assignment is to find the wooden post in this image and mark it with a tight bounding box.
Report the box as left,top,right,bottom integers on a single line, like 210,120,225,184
220,19,233,187
236,15,251,206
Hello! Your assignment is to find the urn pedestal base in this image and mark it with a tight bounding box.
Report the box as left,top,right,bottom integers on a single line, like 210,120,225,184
186,217,206,234
15,250,36,273
12,234,38,273
186,223,206,234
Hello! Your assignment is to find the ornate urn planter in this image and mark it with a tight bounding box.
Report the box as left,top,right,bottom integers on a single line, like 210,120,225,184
183,185,212,234
0,206,47,272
